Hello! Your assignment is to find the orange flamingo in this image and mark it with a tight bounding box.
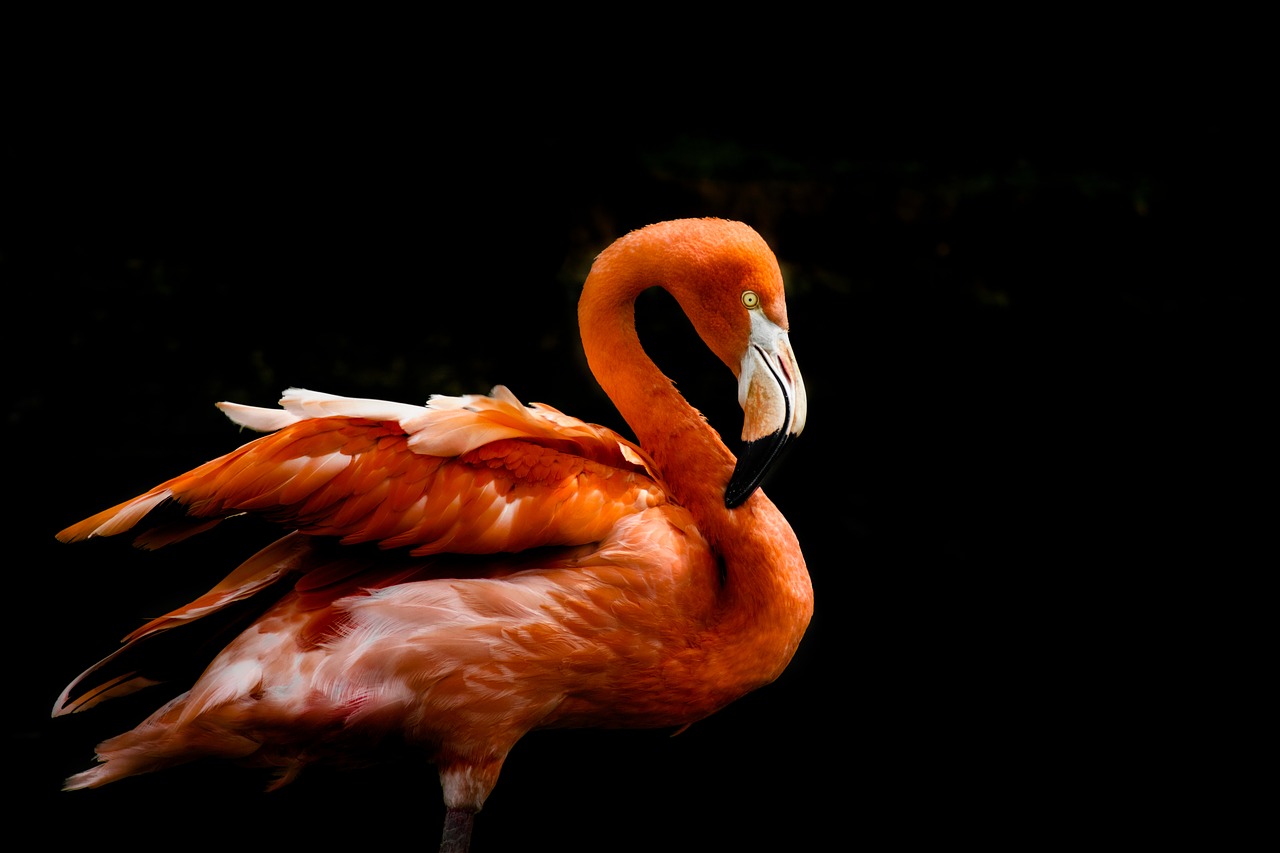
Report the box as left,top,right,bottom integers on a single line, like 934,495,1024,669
53,218,812,852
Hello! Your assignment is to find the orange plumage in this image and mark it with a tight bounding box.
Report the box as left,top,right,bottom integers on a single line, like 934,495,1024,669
54,218,811,853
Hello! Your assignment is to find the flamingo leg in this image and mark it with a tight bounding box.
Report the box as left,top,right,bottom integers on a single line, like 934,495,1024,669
440,807,476,853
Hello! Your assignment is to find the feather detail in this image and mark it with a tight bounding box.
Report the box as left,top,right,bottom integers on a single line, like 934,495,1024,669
52,533,313,717
56,491,173,542
56,387,664,557
216,401,302,433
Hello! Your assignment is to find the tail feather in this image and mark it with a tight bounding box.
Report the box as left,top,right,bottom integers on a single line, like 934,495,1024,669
53,534,308,717
62,692,261,790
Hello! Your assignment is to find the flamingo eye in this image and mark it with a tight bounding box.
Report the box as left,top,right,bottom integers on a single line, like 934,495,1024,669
741,290,760,309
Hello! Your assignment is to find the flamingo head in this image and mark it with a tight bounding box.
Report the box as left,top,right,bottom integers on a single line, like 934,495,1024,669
649,219,808,508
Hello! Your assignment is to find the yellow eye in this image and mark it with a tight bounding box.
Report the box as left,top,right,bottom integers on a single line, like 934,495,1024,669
741,290,760,309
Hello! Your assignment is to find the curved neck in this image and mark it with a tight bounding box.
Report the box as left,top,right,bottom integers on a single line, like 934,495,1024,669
578,251,812,689
579,273,734,527
577,222,814,694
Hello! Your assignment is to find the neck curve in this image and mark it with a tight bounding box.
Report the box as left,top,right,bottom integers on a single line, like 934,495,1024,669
578,245,734,528
577,219,814,690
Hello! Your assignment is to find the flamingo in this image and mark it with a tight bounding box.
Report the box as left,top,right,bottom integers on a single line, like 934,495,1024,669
53,217,812,852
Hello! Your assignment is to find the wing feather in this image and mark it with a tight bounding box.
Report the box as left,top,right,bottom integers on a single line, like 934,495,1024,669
59,387,669,558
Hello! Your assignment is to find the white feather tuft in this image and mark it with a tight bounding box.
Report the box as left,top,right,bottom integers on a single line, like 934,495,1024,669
218,388,431,433
279,387,427,423
217,402,301,433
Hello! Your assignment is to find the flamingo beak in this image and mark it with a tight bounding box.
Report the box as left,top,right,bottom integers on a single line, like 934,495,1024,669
725,320,807,508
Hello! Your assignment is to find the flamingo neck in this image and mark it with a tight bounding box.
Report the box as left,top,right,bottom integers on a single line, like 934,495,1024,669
578,276,732,521
578,223,814,694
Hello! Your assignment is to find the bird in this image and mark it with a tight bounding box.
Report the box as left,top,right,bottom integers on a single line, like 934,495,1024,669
53,217,812,853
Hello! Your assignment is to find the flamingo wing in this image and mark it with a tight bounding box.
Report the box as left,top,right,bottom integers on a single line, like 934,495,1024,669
58,386,665,557
53,386,669,716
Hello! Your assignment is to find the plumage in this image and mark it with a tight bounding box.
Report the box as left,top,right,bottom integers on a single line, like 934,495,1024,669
54,218,812,852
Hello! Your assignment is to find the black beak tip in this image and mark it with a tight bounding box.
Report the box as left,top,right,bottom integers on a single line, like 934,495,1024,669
724,481,753,509
724,430,792,509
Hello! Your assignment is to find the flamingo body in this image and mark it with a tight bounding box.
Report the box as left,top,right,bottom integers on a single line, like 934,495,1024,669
55,219,812,851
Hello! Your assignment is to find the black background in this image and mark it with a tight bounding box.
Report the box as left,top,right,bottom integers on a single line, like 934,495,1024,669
3,28,1259,851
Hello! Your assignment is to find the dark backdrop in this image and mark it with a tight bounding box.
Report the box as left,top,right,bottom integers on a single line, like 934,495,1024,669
3,45,1255,851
